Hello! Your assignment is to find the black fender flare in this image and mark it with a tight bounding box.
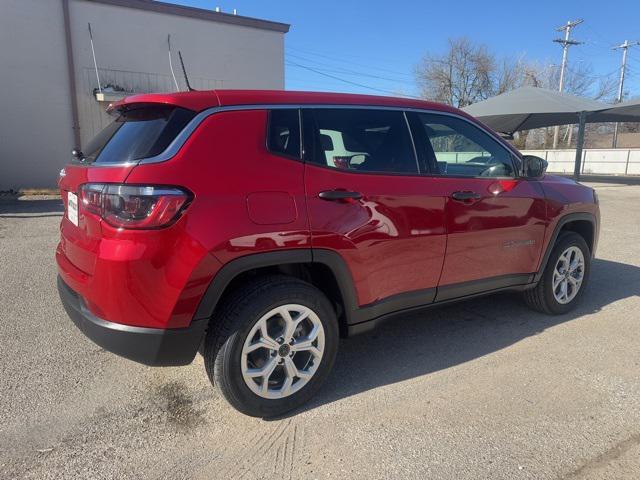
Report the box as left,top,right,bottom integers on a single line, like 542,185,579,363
192,248,359,323
534,212,597,283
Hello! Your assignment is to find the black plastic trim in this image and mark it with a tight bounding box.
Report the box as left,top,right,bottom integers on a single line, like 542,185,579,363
194,249,543,337
347,279,531,336
354,288,437,324
193,250,313,320
58,276,206,366
533,212,597,283
193,248,360,324
310,249,359,321
435,273,532,302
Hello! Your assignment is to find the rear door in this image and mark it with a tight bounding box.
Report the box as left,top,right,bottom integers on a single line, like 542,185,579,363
302,107,447,310
408,112,547,300
58,104,196,275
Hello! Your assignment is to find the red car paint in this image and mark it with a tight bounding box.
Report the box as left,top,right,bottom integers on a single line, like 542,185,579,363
56,90,599,361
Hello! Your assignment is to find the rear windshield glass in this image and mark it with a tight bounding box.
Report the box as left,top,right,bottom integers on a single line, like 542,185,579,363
81,106,195,163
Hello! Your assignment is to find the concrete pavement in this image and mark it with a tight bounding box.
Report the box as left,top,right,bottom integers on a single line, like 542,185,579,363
1,183,639,479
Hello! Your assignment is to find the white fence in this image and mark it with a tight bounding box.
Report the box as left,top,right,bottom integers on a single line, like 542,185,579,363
435,152,489,163
522,149,640,176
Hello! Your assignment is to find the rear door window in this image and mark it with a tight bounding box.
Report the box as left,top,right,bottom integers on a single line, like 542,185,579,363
267,109,301,159
304,108,419,174
81,106,195,164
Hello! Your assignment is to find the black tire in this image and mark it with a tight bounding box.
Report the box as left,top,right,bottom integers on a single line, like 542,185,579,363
203,275,339,417
525,232,591,315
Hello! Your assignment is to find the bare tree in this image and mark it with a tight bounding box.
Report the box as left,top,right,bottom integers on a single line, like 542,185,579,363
416,38,626,148
418,39,614,104
415,38,494,108
495,57,524,94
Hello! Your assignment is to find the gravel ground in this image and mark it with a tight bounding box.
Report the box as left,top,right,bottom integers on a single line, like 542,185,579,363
1,183,639,480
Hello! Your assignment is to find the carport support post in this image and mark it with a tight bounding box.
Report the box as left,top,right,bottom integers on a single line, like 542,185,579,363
573,111,587,181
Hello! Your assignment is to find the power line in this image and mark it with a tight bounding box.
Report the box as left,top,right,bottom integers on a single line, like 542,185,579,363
287,46,415,78
286,73,376,90
286,60,421,98
564,64,620,80
580,25,614,50
286,52,416,85
626,50,640,67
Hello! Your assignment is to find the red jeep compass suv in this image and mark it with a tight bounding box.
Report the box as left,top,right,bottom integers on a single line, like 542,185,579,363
57,90,599,417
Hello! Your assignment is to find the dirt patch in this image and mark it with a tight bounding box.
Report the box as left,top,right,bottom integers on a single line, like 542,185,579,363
153,381,205,429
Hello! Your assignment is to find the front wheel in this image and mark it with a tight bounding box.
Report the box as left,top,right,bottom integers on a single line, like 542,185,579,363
203,275,339,417
525,232,591,314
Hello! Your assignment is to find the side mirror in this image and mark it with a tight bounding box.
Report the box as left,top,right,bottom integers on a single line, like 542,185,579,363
522,155,547,178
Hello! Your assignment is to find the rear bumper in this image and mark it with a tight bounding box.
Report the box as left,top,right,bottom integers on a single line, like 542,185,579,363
57,276,207,366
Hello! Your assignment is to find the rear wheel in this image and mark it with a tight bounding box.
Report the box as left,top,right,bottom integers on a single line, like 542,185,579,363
203,275,339,417
525,232,591,314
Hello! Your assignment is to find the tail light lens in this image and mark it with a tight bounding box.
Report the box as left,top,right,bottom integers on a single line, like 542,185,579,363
81,183,104,215
79,184,191,229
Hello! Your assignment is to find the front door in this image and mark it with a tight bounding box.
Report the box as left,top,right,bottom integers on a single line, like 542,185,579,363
302,107,447,310
408,112,547,300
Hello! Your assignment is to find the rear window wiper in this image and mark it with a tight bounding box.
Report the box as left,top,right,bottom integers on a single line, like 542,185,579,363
71,149,87,163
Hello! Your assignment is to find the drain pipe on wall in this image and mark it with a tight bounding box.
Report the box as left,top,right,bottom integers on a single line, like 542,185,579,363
62,0,82,151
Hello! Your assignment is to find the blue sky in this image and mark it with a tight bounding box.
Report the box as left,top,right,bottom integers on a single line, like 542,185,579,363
172,0,640,100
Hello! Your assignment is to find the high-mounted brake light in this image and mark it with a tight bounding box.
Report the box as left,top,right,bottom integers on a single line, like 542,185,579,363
79,183,191,229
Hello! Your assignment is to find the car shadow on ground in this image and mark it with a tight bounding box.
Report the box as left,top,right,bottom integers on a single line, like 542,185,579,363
277,257,640,418
0,198,63,218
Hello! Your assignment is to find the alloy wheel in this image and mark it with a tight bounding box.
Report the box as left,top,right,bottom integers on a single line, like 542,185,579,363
552,246,585,304
240,304,325,399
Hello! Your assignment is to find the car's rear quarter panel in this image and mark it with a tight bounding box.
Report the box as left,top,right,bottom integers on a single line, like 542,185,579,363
58,109,310,330
124,109,311,263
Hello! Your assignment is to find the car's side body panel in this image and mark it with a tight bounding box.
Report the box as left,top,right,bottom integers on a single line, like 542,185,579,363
424,177,548,287
303,163,447,306
537,175,600,263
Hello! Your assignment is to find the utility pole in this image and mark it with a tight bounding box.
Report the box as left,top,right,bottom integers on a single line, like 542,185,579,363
552,19,583,149
612,40,640,148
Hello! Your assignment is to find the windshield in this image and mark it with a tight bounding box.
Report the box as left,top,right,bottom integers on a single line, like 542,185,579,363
80,106,195,164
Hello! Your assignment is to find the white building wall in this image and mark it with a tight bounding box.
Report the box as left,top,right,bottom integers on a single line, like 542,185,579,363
69,0,285,147
0,0,74,190
0,0,286,190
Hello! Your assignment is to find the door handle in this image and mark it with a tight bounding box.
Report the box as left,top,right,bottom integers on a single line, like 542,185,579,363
451,191,481,202
318,190,363,201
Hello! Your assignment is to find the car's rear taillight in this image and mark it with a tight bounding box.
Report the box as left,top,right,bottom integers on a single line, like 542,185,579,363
81,183,104,215
79,184,191,229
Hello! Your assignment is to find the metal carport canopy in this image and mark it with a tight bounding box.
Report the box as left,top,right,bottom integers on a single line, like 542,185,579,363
462,86,610,134
593,97,640,121
462,87,640,179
